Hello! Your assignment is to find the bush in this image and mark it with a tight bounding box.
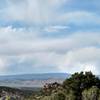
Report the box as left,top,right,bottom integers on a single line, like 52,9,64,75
63,71,100,100
54,92,66,100
82,86,100,100
40,71,100,100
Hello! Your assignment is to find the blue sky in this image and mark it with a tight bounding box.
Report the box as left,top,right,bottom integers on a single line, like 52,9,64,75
0,0,100,75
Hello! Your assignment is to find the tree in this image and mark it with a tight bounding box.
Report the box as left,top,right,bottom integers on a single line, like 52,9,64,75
63,71,100,100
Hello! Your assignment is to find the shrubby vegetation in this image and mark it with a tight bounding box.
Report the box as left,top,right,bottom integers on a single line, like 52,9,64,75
0,71,100,100
39,72,100,100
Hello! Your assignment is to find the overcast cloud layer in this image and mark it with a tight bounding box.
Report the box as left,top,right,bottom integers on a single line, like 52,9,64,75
0,0,100,75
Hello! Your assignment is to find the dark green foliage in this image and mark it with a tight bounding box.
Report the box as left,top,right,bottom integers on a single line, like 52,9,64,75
54,92,66,100
63,71,100,100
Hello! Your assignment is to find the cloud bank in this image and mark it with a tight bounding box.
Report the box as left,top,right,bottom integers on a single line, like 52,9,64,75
0,0,100,75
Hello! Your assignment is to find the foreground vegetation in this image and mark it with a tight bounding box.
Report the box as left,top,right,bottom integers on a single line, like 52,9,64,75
0,71,100,100
38,71,100,100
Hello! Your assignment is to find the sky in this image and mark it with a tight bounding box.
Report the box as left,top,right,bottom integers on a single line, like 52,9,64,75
0,0,100,75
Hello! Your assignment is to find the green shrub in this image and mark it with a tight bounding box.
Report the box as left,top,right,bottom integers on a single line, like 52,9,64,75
82,86,100,100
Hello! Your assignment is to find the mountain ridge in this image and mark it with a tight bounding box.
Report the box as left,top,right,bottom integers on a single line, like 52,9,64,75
0,73,70,87
0,73,70,80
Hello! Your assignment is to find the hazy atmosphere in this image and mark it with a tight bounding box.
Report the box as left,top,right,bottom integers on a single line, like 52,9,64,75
0,0,100,75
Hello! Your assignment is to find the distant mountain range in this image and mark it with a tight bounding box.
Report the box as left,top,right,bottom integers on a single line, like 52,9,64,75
0,73,70,80
0,73,70,88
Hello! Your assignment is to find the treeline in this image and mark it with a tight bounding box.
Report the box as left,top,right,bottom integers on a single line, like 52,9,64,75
39,72,100,100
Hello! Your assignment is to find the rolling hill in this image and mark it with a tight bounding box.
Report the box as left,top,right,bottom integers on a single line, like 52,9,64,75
0,73,70,88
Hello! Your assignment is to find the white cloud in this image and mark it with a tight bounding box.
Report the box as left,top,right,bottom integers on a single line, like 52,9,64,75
44,25,70,32
59,11,100,25
0,0,100,26
0,0,69,24
59,47,100,75
0,26,99,74
0,26,99,56
0,58,8,74
0,26,38,41
0,52,64,74
0,0,100,75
